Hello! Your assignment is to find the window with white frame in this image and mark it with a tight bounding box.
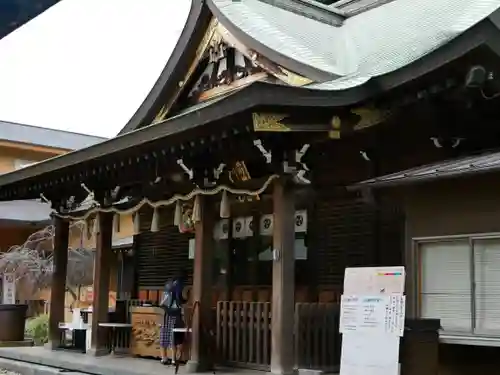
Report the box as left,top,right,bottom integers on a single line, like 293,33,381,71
418,236,500,337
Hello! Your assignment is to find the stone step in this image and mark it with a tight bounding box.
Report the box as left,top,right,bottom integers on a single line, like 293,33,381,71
0,357,88,375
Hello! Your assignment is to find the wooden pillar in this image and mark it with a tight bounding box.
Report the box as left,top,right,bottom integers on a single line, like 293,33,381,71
186,195,215,372
217,217,234,300
306,191,319,302
48,215,69,349
88,211,113,356
226,217,235,301
271,178,295,375
250,210,261,301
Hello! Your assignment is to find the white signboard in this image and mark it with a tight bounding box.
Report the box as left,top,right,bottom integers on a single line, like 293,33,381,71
340,266,405,375
340,333,400,375
340,295,405,336
344,266,405,295
2,273,16,304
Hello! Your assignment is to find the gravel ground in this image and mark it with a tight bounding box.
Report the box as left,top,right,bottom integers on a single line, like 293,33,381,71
0,369,20,375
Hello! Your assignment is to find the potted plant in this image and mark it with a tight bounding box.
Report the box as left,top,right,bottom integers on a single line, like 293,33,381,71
0,223,95,343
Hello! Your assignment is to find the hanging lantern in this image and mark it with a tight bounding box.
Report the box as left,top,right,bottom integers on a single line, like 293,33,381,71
113,213,120,233
220,190,230,218
133,212,141,235
192,195,201,223
150,207,160,232
174,200,182,227
92,214,100,236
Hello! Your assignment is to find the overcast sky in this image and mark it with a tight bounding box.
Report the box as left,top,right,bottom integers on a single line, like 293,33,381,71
0,0,192,138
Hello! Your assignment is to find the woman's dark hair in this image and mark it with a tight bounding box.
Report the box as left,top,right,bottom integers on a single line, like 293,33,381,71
164,280,173,291
177,269,189,283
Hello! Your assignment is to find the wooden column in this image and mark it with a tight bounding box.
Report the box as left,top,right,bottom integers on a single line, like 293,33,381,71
186,195,215,373
226,218,235,301
271,178,295,375
216,217,233,300
88,211,113,356
250,210,261,301
48,215,70,349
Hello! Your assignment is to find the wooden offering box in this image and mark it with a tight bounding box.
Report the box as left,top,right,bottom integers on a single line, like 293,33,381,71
130,306,189,361
130,306,163,358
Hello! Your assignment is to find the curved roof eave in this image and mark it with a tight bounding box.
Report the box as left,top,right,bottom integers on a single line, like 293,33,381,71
312,13,500,93
208,0,500,89
117,1,210,136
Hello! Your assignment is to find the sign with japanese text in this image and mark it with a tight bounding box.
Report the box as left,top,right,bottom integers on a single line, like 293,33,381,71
2,273,16,304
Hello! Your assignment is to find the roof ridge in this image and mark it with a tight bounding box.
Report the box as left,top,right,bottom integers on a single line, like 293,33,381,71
0,119,108,140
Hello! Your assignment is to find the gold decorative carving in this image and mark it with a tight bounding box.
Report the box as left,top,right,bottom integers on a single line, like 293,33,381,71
328,116,341,139
351,107,391,131
132,320,159,347
229,161,259,202
152,18,220,124
196,72,267,103
229,161,251,183
252,113,290,132
276,66,313,87
216,23,313,86
327,107,391,138
130,307,163,357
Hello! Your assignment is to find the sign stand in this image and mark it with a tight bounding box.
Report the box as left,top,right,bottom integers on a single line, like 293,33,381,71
339,266,406,375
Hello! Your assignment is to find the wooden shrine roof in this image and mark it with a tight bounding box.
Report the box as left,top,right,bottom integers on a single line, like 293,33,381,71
2,8,500,201
0,82,371,201
118,0,500,134
349,149,500,190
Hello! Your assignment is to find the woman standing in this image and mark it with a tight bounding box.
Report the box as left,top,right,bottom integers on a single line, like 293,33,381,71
159,273,186,365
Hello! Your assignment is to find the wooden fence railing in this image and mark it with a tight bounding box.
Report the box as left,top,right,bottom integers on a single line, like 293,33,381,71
216,301,272,370
215,301,341,372
48,298,340,369
294,303,341,372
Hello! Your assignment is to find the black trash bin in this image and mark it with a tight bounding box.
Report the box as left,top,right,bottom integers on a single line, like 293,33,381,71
400,319,440,375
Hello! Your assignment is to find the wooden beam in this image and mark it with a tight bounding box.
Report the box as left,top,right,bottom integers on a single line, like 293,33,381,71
186,195,215,372
270,178,295,375
48,216,69,349
88,212,113,356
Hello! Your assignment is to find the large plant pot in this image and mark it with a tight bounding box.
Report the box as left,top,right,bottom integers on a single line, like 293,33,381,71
0,304,28,342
